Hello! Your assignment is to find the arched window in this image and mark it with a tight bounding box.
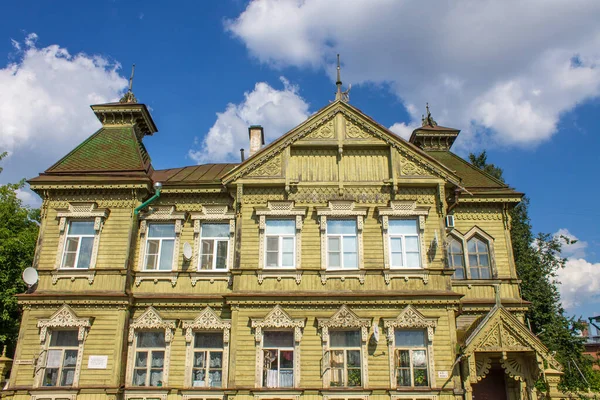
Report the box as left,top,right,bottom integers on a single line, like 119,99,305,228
467,236,491,279
447,236,465,279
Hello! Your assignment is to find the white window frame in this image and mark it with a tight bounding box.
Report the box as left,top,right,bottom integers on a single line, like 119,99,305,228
198,223,231,271
393,330,429,388
316,201,367,271
191,206,235,275
448,227,496,280
377,201,429,271
317,305,370,389
328,330,363,387
35,305,91,388
255,201,307,272
126,307,175,388
60,220,96,270
53,203,109,284
183,307,231,389
262,330,295,388
446,234,466,279
251,305,305,388
132,331,167,387
264,220,296,269
387,219,421,269
384,305,437,389
41,330,80,387
190,332,224,388
144,223,176,271
326,219,358,270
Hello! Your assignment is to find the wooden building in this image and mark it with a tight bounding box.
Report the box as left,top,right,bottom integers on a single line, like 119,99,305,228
2,72,565,400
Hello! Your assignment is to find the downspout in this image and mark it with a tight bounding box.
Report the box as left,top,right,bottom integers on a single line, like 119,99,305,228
134,182,162,215
447,188,461,214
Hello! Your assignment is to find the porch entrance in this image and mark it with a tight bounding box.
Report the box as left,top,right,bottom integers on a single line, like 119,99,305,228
472,365,508,400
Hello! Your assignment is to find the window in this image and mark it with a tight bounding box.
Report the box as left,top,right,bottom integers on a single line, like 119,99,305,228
191,332,223,387
144,224,175,271
388,220,420,269
61,221,95,269
265,220,295,269
330,331,362,387
447,236,465,279
263,331,294,388
199,224,230,271
43,330,79,387
327,220,357,270
395,330,429,387
467,237,491,279
133,332,166,387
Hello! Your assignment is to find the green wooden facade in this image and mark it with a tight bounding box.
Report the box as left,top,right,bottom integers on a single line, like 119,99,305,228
1,89,565,400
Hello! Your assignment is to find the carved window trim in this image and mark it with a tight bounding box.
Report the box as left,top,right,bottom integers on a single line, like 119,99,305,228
390,395,437,400
317,305,371,389
383,306,437,389
126,307,176,388
255,201,307,272
123,392,169,400
377,201,430,270
449,227,497,279
316,201,368,271
182,307,231,388
53,203,109,283
251,305,306,388
30,392,78,400
35,305,92,388
191,206,235,273
322,395,369,400
136,207,186,286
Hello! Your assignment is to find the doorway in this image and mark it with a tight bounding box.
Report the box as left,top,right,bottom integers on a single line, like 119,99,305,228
472,365,508,400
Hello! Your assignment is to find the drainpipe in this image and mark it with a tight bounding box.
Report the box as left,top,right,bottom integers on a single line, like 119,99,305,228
134,182,162,215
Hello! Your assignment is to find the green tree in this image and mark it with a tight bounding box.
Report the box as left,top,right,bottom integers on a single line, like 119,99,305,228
469,151,600,392
0,152,40,355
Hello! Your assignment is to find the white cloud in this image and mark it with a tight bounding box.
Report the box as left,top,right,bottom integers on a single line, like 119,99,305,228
388,122,414,141
15,187,41,208
226,0,600,149
0,34,128,185
557,258,600,310
189,77,310,163
555,228,588,259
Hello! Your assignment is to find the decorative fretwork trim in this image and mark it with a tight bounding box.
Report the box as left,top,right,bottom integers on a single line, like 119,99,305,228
377,201,430,270
390,395,437,400
30,392,77,400
51,269,95,285
35,305,91,388
137,206,186,272
251,305,306,388
182,307,231,388
255,201,307,270
126,307,175,387
319,270,366,285
189,272,233,287
133,271,179,287
257,270,302,285
54,202,109,270
383,270,428,285
123,392,169,400
318,305,371,389
384,305,437,389
316,201,368,270
191,205,235,271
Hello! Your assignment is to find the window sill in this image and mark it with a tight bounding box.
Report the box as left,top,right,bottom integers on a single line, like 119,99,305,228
319,270,366,285
189,271,232,287
383,269,428,285
133,270,178,287
51,269,95,285
257,269,302,285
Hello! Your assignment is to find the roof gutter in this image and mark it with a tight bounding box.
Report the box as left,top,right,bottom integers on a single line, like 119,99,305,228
134,182,162,216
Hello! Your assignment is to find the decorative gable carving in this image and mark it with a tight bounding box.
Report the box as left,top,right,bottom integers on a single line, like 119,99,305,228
251,305,306,343
318,305,371,342
247,154,282,177
128,307,176,343
37,304,92,343
305,118,335,139
383,305,437,342
182,307,231,343
345,119,372,139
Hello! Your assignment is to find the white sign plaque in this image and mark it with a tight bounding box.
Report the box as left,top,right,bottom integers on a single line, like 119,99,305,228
438,370,449,379
88,355,108,369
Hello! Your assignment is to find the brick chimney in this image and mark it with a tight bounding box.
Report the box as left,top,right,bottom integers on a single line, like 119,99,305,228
248,125,265,157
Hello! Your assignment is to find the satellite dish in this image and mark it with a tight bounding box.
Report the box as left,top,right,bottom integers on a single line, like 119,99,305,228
22,267,39,286
372,325,380,343
183,242,193,261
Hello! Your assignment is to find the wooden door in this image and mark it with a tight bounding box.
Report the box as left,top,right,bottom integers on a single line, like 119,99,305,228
472,366,508,400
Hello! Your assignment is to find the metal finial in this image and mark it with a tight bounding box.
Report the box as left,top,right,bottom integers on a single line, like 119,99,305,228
422,102,437,127
119,64,138,104
334,54,351,102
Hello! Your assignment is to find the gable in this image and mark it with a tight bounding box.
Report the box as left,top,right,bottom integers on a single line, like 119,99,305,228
223,101,462,185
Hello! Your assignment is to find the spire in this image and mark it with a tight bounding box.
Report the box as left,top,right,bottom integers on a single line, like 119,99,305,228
334,54,351,102
119,64,138,104
421,102,438,127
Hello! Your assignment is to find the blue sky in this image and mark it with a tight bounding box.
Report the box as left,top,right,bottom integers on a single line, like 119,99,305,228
0,1,599,318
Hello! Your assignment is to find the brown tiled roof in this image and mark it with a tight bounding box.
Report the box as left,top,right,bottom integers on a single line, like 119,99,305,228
152,163,238,185
46,126,151,173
